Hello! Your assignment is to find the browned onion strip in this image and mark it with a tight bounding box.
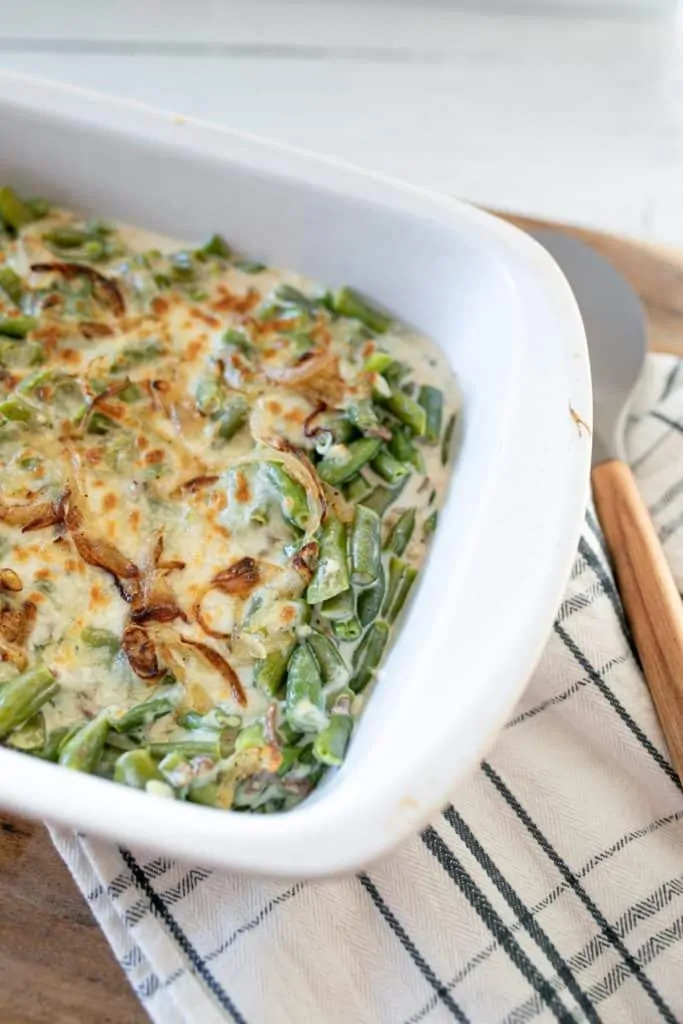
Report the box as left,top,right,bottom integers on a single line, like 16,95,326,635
292,541,318,582
262,345,334,385
173,475,219,496
31,262,125,317
0,569,22,593
64,495,139,581
211,558,260,597
193,599,231,641
0,493,66,533
121,623,162,680
180,637,246,707
79,321,114,339
302,401,329,439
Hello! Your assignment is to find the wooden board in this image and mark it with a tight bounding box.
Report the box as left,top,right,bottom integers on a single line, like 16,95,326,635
0,214,681,1024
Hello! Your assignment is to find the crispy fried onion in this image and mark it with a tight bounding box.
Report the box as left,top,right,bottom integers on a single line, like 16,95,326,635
64,494,139,581
31,262,125,317
193,558,261,640
78,376,133,434
157,629,247,707
79,321,114,339
0,569,22,592
172,474,219,497
0,599,37,670
0,492,67,533
129,535,187,625
121,622,162,680
291,541,318,582
262,344,336,386
233,438,326,538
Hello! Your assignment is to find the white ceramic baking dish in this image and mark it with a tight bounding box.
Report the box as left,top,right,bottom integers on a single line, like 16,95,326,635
0,71,591,878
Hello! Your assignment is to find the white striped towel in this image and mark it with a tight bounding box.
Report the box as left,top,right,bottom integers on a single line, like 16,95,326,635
51,353,683,1024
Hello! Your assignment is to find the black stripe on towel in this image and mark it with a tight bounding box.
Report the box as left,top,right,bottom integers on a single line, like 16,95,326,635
481,763,678,1024
358,872,470,1023
442,806,601,1024
119,848,248,1024
420,827,576,1024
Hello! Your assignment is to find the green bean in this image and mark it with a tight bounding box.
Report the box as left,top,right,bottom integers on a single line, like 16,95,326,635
109,696,175,733
0,267,23,306
441,411,457,466
357,562,385,627
384,362,410,388
385,564,417,623
333,286,391,334
382,555,404,618
0,186,36,231
114,749,164,789
43,227,90,249
423,510,438,537
275,284,321,314
361,477,408,516
388,427,424,473
28,198,49,218
0,666,58,739
105,731,138,752
378,389,427,436
233,259,266,274
418,385,443,444
201,234,232,259
0,396,34,422
351,504,381,586
332,617,362,642
81,626,120,654
346,397,383,437
307,629,349,690
343,473,372,503
254,643,295,696
149,737,222,759
264,462,310,530
385,508,416,556
306,513,350,605
39,725,76,762
285,641,326,733
320,587,355,622
6,712,45,751
0,316,37,339
216,395,248,440
363,350,394,374
235,722,265,752
177,710,205,730
371,448,410,486
188,782,220,806
313,710,353,766
317,437,382,486
351,620,390,693
59,713,110,772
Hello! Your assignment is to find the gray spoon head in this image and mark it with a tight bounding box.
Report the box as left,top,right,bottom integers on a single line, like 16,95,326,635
526,228,648,465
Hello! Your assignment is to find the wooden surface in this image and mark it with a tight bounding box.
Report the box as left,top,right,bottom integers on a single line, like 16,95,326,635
593,459,683,782
1,213,683,1022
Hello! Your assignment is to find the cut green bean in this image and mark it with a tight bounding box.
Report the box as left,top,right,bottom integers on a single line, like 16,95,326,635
351,620,390,693
149,737,222,759
382,555,405,618
0,187,36,231
385,564,418,623
317,436,382,487
333,286,391,334
59,713,110,772
43,227,89,249
441,411,457,466
254,643,295,696
363,350,394,374
285,641,326,733
320,587,355,622
418,385,443,444
0,267,23,306
332,617,362,642
346,397,383,437
0,396,34,421
264,462,310,530
0,666,58,739
361,476,408,516
378,388,427,437
357,562,385,627
343,473,372,503
216,395,248,440
388,428,425,473
0,316,37,339
350,504,381,586
313,710,353,766
371,448,411,486
114,749,164,789
109,696,175,733
307,629,349,690
6,712,45,751
385,507,416,556
423,510,438,537
81,626,120,654
39,725,76,762
306,513,350,605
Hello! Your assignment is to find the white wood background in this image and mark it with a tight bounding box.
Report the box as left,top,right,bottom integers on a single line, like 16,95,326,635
2,1,683,244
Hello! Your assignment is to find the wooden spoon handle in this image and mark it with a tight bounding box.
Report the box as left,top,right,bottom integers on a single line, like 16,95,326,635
592,458,683,779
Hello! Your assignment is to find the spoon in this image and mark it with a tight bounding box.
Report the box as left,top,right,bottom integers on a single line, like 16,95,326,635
527,228,683,782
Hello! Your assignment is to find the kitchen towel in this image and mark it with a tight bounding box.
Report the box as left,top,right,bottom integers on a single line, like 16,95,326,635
51,353,683,1024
